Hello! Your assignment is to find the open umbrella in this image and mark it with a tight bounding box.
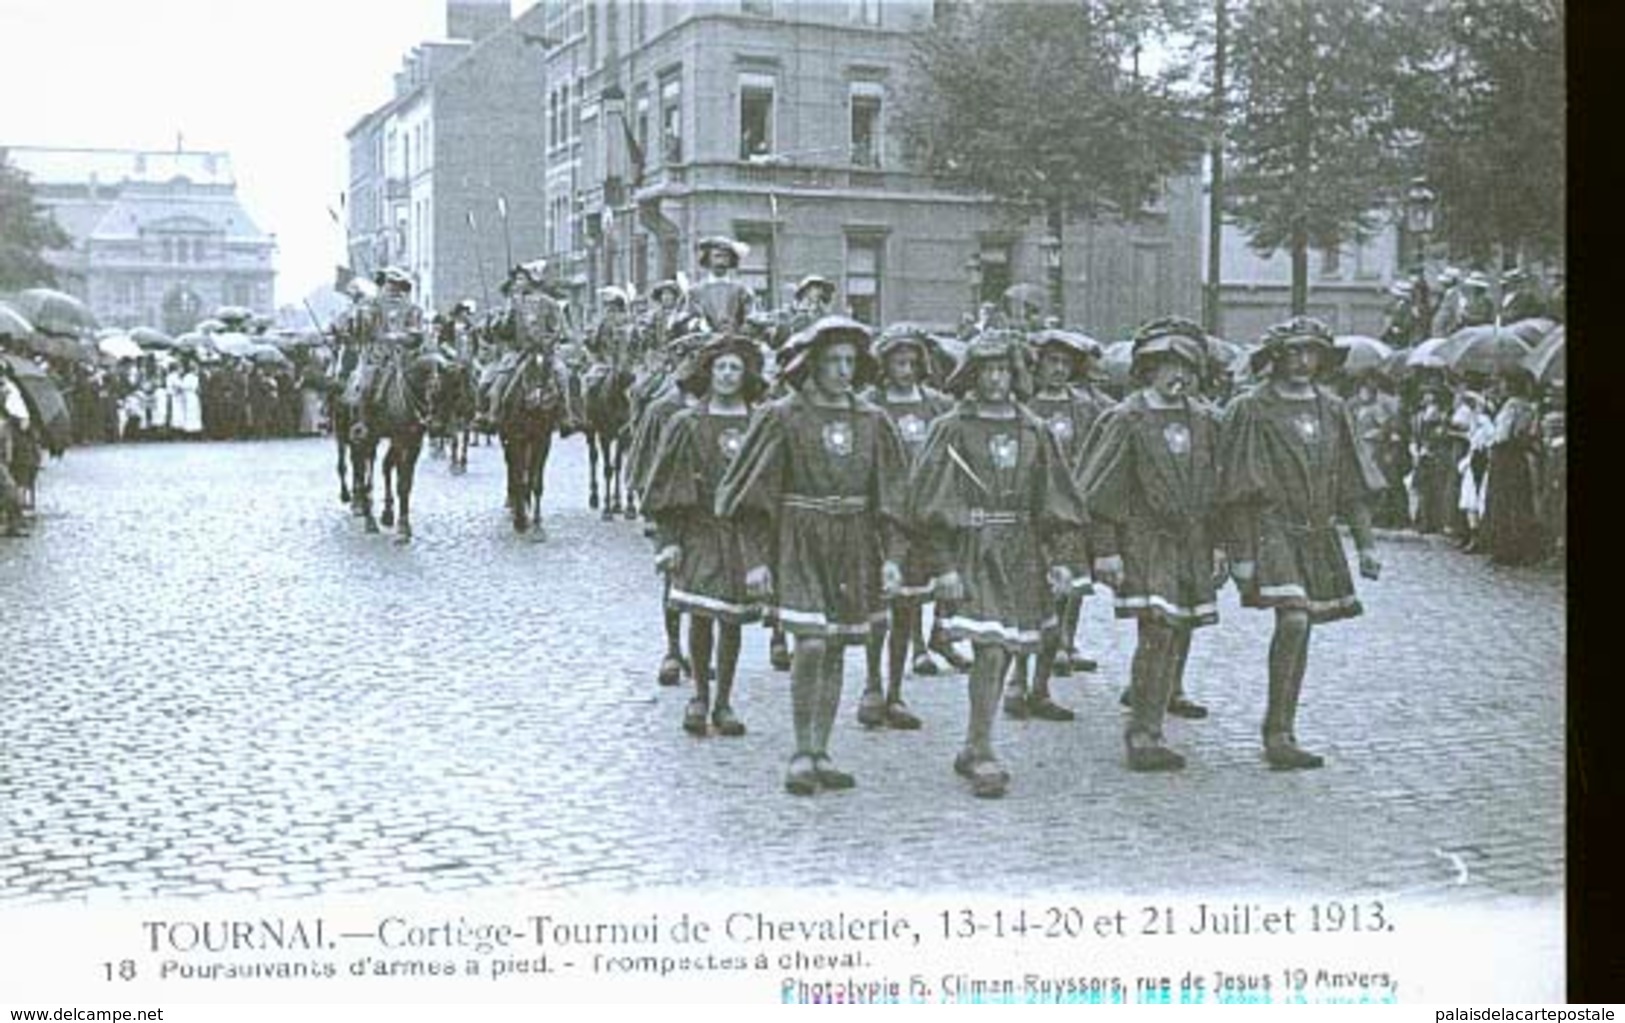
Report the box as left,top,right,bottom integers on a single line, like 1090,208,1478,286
98,335,144,361
247,344,293,367
172,332,209,352
0,301,35,338
193,317,227,334
1523,325,1564,386
1506,317,1558,348
1439,324,1532,376
12,288,99,335
211,332,255,357
17,332,93,363
1002,283,1045,311
1406,336,1452,369
1334,335,1395,376
130,326,176,348
1,352,72,453
213,305,254,324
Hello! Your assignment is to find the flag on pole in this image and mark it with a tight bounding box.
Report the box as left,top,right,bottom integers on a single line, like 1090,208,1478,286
333,266,356,293
497,196,508,219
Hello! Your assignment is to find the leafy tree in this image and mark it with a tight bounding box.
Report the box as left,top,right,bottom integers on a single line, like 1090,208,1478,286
0,153,69,292
899,1,1203,320
1398,0,1563,266
1224,0,1423,314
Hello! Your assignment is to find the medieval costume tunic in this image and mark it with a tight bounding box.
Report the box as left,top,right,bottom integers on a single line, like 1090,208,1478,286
860,383,956,604
628,376,698,496
1219,384,1387,624
1078,391,1224,628
684,279,755,335
642,404,761,624
907,402,1091,653
714,390,910,640
1025,389,1107,471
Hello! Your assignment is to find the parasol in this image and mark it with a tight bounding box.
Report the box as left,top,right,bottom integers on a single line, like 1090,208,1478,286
211,332,255,358
1506,317,1558,348
247,344,293,367
130,326,176,348
1406,336,1452,370
1333,335,1395,377
0,301,35,338
12,288,99,336
1522,325,1564,386
1439,324,1533,377
193,317,227,334
172,332,210,352
1,352,72,453
98,335,144,361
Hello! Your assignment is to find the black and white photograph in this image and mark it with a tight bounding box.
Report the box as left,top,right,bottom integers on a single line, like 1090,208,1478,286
0,0,1568,1009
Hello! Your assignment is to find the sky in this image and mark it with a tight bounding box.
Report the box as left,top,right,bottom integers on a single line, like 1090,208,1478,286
0,0,515,308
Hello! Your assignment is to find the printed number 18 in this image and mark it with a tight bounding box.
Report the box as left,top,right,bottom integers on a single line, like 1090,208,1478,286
103,960,136,981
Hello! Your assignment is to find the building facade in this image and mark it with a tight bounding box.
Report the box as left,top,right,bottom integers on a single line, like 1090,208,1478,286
4,146,277,334
537,0,1204,339
344,0,549,315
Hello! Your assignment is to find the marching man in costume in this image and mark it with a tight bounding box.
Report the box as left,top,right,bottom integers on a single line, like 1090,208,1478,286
855,324,958,731
643,334,768,738
1078,317,1227,772
716,316,912,796
907,331,1091,798
1218,316,1385,770
1001,329,1110,723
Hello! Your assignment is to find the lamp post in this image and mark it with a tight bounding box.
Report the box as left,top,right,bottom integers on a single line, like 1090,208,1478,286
1404,176,1436,272
1039,233,1063,325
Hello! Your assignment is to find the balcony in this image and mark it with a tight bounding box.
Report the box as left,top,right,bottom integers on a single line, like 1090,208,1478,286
632,160,959,200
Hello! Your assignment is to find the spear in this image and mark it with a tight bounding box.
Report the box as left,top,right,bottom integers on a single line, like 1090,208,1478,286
466,209,493,310
497,195,515,276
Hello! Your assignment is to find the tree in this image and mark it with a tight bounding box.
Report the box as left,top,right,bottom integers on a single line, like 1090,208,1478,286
1397,0,1563,266
0,153,69,292
899,1,1203,320
1224,1,1421,314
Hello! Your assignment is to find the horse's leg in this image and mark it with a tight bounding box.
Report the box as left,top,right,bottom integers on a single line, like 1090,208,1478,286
587,428,601,510
394,432,421,544
619,430,637,520
336,414,351,505
530,427,552,541
357,440,379,533
379,440,397,528
502,431,528,532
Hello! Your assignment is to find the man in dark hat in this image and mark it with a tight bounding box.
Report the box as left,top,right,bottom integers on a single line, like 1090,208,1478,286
346,266,425,440
906,330,1090,798
683,237,756,335
856,324,960,730
1458,272,1495,327
1079,317,1227,772
640,280,687,350
715,315,911,796
1000,329,1108,722
1380,281,1419,348
1218,316,1386,770
1500,268,1545,323
477,260,582,434
644,334,769,738
788,275,837,334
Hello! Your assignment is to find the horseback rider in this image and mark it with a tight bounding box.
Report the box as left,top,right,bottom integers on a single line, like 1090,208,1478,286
640,280,687,350
345,266,425,441
681,236,756,334
476,260,583,435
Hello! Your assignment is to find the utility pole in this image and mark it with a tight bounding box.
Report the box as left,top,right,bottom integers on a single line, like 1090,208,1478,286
1205,0,1227,336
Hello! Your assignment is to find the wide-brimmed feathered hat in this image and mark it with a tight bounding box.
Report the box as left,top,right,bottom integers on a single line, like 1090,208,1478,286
599,285,634,308
501,259,550,295
373,266,413,290
649,279,683,302
1030,328,1104,379
679,333,767,400
943,329,1033,398
794,274,836,302
778,315,878,388
697,236,749,268
1130,317,1208,377
1249,315,1345,375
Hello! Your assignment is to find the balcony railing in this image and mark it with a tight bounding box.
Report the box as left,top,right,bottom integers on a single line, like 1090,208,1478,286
630,160,966,199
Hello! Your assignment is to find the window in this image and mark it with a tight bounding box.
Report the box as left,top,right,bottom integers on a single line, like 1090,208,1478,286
660,74,683,164
851,0,881,26
572,76,584,141
161,238,174,263
846,236,883,325
850,83,883,167
1320,245,1342,278
635,87,651,164
741,0,773,13
735,228,774,308
192,238,206,263
549,92,559,148
738,74,775,160
561,84,572,144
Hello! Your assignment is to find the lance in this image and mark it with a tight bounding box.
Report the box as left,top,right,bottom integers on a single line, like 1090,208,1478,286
466,209,493,310
497,195,515,277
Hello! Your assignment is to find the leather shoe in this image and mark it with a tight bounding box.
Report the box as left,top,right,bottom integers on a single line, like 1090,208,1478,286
856,690,888,728
911,653,942,677
1002,687,1030,720
1264,740,1325,770
884,700,922,730
812,755,856,791
657,655,685,687
1167,696,1209,720
681,698,708,737
784,754,819,796
1126,739,1187,772
712,705,746,737
1026,695,1076,722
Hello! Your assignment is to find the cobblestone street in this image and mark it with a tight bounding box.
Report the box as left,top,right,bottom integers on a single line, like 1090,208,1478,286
0,437,1565,904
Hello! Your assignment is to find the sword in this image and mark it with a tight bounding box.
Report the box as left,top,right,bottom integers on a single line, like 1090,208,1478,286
946,443,990,495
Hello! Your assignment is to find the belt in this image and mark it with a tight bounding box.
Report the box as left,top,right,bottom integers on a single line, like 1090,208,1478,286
1263,513,1337,535
966,508,1026,527
783,493,869,515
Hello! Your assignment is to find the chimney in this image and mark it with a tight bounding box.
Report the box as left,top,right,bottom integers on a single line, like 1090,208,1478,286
447,0,510,42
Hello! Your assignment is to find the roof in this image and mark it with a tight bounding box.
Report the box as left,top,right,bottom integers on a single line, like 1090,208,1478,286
5,146,235,188
85,189,271,241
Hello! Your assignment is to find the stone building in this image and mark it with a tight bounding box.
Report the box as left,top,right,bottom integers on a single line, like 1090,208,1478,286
4,146,277,334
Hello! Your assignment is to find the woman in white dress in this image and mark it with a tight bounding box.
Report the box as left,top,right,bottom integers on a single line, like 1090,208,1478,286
1453,388,1494,551
149,361,173,439
174,357,203,437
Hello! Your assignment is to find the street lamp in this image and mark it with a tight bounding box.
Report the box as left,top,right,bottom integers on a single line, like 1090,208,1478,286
1404,176,1436,270
1039,233,1063,324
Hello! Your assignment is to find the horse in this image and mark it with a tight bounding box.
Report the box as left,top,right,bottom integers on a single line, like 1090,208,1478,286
428,355,477,475
493,349,563,537
346,349,443,544
582,322,642,521
327,341,364,507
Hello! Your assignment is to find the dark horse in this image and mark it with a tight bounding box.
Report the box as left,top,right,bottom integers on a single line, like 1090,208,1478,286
329,342,363,506
347,351,443,543
494,350,562,538
428,356,477,475
583,336,638,521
